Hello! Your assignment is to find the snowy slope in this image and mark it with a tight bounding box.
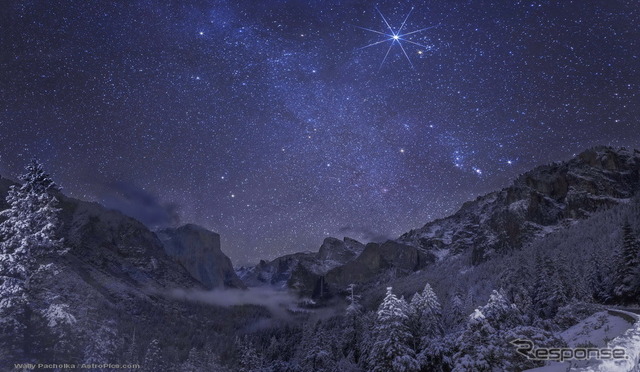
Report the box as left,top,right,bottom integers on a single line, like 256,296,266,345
400,146,640,264
586,310,640,372
526,310,640,372
562,311,634,348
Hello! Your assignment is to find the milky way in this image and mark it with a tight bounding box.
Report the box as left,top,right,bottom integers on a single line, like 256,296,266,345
1,0,638,264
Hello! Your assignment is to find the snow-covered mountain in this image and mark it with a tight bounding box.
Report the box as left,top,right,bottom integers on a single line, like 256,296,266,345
3,146,640,370
0,173,258,367
400,146,640,264
244,146,640,296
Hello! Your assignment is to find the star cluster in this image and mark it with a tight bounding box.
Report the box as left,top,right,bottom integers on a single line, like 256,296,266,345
1,0,638,264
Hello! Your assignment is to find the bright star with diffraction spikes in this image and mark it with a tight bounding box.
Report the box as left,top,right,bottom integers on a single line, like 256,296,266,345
356,7,439,69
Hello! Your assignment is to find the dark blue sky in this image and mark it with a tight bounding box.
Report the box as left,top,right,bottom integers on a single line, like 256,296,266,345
1,0,638,264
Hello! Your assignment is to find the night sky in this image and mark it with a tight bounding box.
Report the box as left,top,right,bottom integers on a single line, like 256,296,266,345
1,0,638,264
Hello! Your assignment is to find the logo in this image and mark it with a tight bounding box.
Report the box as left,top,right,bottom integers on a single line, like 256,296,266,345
510,339,628,362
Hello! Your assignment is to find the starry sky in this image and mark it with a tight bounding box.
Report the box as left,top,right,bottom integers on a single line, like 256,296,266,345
1,0,639,264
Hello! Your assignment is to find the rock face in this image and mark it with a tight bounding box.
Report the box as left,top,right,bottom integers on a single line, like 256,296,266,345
53,193,202,290
237,237,365,294
0,174,271,366
243,146,640,294
317,237,363,263
400,146,640,264
156,224,245,289
324,241,436,290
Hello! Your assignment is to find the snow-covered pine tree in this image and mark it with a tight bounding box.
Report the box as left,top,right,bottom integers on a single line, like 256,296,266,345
43,302,76,361
123,328,139,372
181,347,228,372
409,283,445,371
142,338,168,372
0,158,63,261
447,290,465,328
413,283,444,338
532,254,566,318
201,347,228,372
452,308,496,372
237,336,264,372
453,290,524,372
369,287,419,372
407,291,423,351
499,255,533,314
0,159,64,362
587,251,614,303
356,310,377,371
342,284,363,364
265,336,281,363
614,221,640,302
335,352,361,372
556,251,591,303
180,348,202,372
346,283,361,315
301,325,337,372
83,319,120,366
181,344,227,372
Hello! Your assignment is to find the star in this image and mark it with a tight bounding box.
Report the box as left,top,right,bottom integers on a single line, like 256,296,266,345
356,7,439,69
3,0,638,266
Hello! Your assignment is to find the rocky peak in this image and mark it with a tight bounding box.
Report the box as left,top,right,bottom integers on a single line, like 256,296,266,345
156,224,245,289
237,237,365,292
324,240,436,290
400,146,640,264
317,236,365,263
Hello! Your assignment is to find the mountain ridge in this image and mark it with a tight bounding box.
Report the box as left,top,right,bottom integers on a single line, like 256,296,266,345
399,145,640,264
243,146,640,295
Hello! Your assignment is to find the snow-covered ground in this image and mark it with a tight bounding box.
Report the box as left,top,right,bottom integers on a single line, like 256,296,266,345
526,310,640,372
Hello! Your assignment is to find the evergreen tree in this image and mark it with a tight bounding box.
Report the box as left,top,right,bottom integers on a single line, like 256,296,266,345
180,348,202,372
453,290,525,372
410,283,444,339
301,325,336,372
237,336,264,372
342,304,363,364
340,283,364,365
335,352,361,372
265,335,281,363
614,222,640,302
0,159,64,363
43,302,77,361
408,283,445,371
499,256,533,314
202,348,228,372
346,283,361,315
532,254,566,318
0,158,63,260
356,310,377,372
123,328,139,372
587,251,614,303
447,290,465,328
84,320,120,366
142,338,167,372
181,347,227,372
369,287,419,372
